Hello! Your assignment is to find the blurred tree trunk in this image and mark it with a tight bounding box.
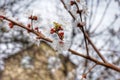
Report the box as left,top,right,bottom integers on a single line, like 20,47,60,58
1,41,76,80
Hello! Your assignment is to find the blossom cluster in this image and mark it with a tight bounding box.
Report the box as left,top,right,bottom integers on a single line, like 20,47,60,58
50,22,64,40
0,14,71,53
50,22,70,53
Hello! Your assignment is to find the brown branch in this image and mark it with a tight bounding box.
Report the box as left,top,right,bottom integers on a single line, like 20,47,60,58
85,64,97,74
1,16,53,43
60,0,76,20
1,14,120,72
60,0,107,63
75,1,90,56
69,49,120,72
81,64,97,79
83,31,107,63
78,23,89,56
74,1,107,63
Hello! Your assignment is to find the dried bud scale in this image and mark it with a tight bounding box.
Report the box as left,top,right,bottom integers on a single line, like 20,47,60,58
70,1,75,6
82,74,87,79
28,15,33,20
33,16,38,20
77,22,86,28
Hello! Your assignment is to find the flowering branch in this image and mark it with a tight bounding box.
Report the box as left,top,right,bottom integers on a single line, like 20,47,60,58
0,0,120,74
74,1,89,56
0,15,53,43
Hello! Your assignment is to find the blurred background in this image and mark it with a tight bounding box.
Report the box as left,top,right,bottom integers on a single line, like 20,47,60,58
0,0,120,80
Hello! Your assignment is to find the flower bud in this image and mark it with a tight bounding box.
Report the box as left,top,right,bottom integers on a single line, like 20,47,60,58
27,24,31,28
28,15,33,20
9,22,14,28
50,28,56,34
35,27,38,30
58,31,64,40
58,31,64,37
33,16,38,20
58,26,63,30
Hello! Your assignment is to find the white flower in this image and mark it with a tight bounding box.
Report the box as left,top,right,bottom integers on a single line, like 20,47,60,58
52,39,71,53
28,33,41,46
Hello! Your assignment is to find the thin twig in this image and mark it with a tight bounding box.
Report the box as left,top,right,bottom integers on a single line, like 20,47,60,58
74,1,90,56
85,64,97,74
81,64,97,79
60,0,107,63
60,0,76,20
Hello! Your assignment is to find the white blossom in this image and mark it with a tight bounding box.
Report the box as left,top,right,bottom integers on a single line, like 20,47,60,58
30,36,41,46
52,39,71,53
